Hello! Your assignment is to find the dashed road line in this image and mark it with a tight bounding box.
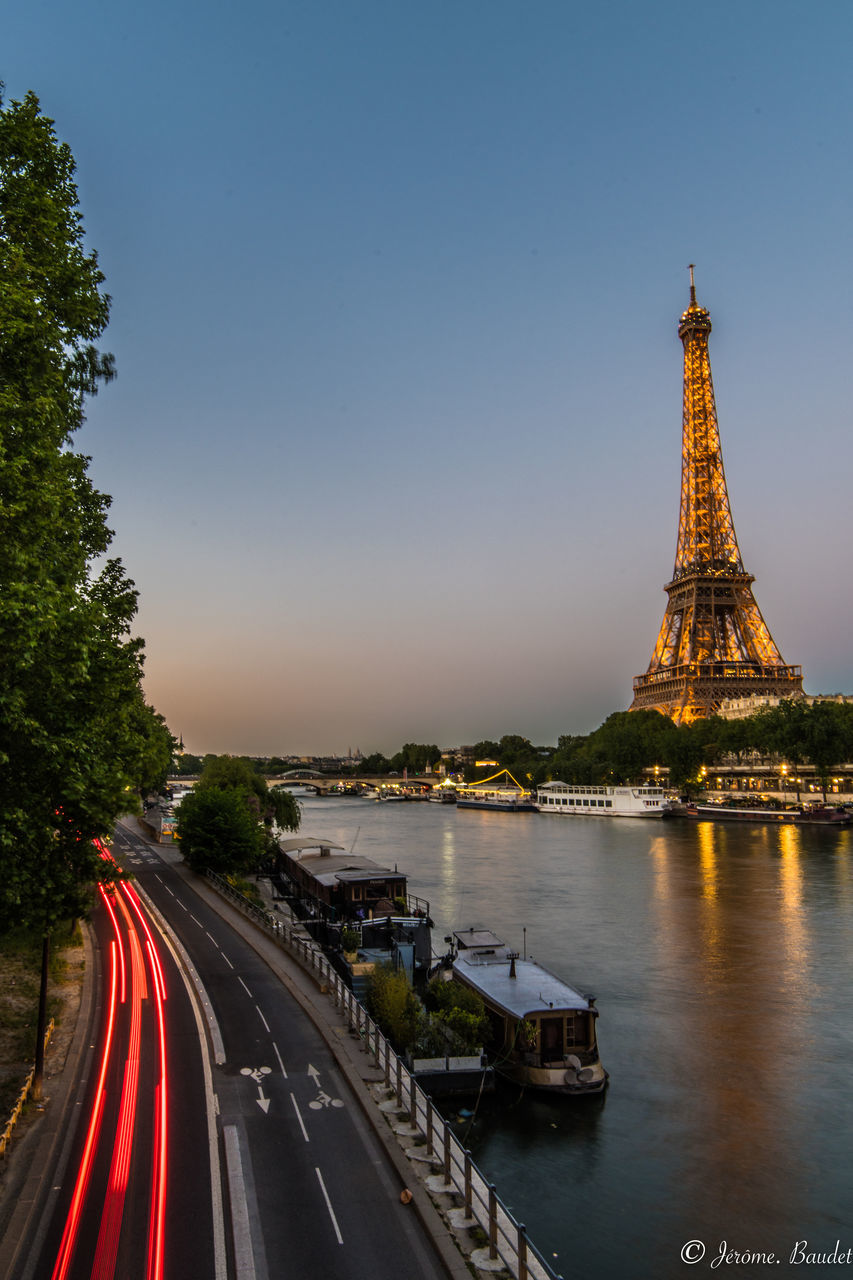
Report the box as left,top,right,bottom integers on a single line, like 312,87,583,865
272,1042,287,1078
290,1094,309,1142
315,1167,343,1244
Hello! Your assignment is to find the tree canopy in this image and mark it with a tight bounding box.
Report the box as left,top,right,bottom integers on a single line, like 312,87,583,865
176,754,300,874
0,89,168,935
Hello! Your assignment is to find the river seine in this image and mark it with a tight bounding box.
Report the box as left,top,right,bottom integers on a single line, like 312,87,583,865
296,793,853,1278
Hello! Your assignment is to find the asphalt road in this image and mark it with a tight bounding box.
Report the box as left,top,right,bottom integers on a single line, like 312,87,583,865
107,821,451,1280
17,858,215,1280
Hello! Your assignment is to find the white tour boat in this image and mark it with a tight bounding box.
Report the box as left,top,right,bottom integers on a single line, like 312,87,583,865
535,780,673,818
450,929,607,1095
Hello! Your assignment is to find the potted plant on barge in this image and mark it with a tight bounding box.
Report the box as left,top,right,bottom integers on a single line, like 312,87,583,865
340,926,361,962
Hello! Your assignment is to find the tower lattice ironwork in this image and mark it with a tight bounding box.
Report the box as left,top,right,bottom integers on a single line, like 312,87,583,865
630,269,803,723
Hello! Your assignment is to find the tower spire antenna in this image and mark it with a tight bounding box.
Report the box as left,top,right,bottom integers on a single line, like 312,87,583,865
688,263,696,305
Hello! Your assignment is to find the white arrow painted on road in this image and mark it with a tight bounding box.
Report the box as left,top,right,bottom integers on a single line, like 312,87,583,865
256,1085,270,1114
307,1064,321,1085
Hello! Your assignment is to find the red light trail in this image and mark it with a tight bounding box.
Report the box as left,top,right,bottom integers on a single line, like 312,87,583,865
51,855,170,1280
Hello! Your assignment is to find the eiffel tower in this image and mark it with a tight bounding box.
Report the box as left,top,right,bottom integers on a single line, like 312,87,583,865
630,269,803,723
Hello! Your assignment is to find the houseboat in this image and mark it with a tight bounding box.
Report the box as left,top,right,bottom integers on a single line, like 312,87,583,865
456,769,537,812
273,837,433,986
449,929,607,1095
535,780,673,818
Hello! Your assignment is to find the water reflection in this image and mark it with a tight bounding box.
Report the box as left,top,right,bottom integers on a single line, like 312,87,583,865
298,797,853,1274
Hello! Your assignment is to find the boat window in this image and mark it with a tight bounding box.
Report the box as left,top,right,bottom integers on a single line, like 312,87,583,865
565,1013,587,1047
606,801,612,808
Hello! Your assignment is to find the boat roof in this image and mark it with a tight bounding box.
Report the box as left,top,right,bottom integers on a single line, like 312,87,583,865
537,781,665,793
277,838,406,888
278,837,346,854
452,930,591,1017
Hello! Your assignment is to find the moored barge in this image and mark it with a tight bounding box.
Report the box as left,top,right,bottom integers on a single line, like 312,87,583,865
686,801,852,826
450,929,607,1095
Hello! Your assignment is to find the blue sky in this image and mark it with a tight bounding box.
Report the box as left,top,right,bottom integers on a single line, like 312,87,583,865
6,1,853,754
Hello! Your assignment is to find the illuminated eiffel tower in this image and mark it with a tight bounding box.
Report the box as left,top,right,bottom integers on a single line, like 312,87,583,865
630,268,803,723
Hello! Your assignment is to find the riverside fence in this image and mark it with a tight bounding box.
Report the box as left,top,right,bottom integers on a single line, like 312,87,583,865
205,869,561,1280
0,1018,55,1159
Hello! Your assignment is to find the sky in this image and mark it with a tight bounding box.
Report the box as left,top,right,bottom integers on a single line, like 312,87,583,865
6,1,853,756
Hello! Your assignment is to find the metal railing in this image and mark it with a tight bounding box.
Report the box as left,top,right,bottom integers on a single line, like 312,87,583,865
204,869,561,1280
0,1018,55,1159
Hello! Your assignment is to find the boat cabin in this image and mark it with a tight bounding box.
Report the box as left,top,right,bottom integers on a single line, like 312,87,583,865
276,837,409,921
451,929,607,1094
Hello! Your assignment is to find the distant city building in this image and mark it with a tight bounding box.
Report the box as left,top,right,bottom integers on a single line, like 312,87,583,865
718,693,853,720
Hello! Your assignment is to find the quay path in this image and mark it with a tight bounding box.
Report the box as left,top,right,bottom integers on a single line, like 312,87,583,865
0,820,495,1280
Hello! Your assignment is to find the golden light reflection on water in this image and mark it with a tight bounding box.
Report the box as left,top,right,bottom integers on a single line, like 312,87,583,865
441,823,457,887
697,821,718,901
646,819,820,1227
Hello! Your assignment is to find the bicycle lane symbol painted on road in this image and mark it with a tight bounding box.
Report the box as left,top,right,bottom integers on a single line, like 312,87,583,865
306,1064,344,1109
241,1065,272,1114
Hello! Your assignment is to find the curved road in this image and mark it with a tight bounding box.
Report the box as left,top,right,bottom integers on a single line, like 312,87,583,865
24,821,451,1280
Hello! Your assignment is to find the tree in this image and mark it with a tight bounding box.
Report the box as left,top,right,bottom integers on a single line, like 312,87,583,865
663,724,706,795
176,787,264,875
176,754,300,874
126,699,177,797
802,702,848,801
197,754,300,832
389,743,441,775
0,89,163,1093
364,964,421,1053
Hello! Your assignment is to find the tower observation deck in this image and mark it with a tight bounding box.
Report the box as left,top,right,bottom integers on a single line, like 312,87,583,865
630,269,803,723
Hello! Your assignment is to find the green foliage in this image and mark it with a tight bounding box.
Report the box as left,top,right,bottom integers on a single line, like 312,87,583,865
197,756,300,831
176,754,300,876
171,753,204,776
354,697,853,803
463,735,552,785
388,743,440,774
364,964,421,1053
356,751,391,775
340,927,360,953
0,89,170,935
422,976,488,1053
176,787,263,874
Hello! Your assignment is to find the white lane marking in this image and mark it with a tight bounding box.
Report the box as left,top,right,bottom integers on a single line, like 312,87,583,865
177,900,188,911
221,952,234,969
190,913,203,926
130,881,227,1276
238,977,252,997
205,931,217,943
224,1126,257,1279
315,1167,344,1244
255,1005,270,1033
272,1041,288,1078
290,1093,309,1142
